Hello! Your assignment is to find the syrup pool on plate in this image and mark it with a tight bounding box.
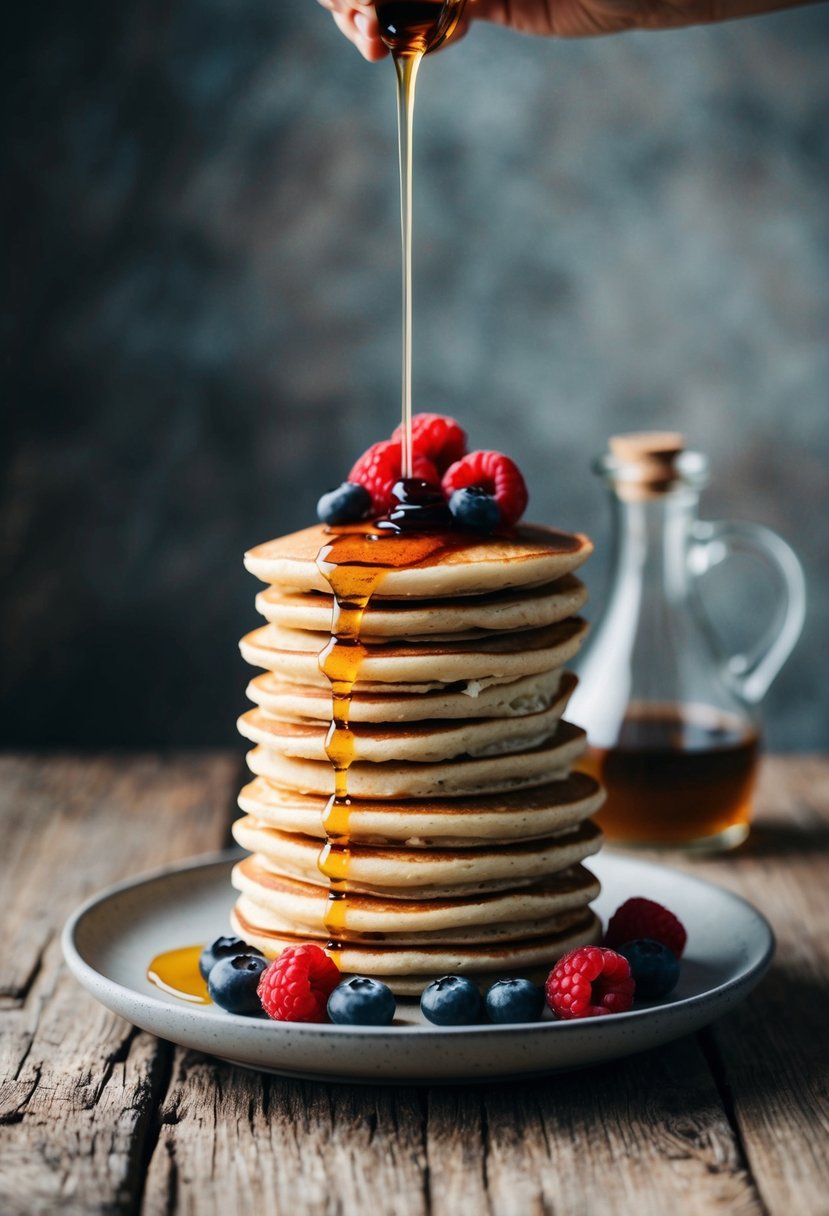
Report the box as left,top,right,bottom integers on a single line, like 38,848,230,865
147,945,210,1004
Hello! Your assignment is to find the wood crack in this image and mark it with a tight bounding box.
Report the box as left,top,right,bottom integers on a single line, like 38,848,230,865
0,1067,41,1126
697,1027,772,1214
126,1037,177,1216
89,1025,143,1109
478,1094,492,1215
418,1088,432,1216
0,930,53,1008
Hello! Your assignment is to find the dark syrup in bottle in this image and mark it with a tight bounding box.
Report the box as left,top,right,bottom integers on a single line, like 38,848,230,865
581,704,759,847
375,1,462,55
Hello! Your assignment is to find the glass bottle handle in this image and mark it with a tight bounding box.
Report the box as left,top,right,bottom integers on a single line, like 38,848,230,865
688,520,806,704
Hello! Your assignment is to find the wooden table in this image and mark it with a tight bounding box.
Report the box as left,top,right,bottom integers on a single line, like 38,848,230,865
1,754,828,1215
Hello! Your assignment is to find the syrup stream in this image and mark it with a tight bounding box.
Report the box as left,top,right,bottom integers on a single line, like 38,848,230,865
382,0,467,477
314,4,468,951
395,50,421,480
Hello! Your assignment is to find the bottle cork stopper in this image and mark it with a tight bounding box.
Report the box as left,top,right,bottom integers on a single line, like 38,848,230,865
607,432,686,500
609,432,685,462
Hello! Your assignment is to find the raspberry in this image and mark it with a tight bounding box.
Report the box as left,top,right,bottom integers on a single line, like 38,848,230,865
442,450,528,527
391,413,467,474
257,944,341,1023
349,440,439,515
545,946,635,1019
604,898,687,959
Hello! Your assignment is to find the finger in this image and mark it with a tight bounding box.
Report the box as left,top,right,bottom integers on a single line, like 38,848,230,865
352,7,390,59
329,5,389,60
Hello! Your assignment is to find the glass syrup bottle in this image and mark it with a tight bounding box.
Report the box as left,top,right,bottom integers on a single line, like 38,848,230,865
569,432,806,851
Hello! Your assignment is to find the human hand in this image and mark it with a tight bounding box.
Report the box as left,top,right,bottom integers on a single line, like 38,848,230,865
317,0,811,57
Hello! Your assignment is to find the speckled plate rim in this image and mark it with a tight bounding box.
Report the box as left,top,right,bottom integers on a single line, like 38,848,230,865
62,850,774,1084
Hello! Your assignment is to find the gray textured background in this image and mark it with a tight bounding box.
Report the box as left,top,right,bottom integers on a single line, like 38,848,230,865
2,0,827,748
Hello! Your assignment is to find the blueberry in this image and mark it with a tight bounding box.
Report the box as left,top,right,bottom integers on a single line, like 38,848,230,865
618,939,681,1001
207,953,268,1014
199,935,262,981
485,978,545,1024
420,975,483,1026
448,486,501,532
327,977,396,1026
317,481,372,526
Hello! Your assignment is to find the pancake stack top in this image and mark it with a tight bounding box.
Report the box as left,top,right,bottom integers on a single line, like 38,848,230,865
232,521,605,995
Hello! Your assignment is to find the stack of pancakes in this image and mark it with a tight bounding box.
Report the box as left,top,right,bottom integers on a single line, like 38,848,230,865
232,523,604,995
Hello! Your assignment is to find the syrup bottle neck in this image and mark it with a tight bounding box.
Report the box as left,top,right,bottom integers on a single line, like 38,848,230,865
607,486,700,603
596,434,709,604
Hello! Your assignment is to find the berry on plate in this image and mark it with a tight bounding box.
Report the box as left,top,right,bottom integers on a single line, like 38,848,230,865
420,975,483,1026
349,440,439,515
448,486,501,532
442,450,528,528
617,939,681,1000
545,946,636,1020
604,897,687,959
257,944,341,1023
391,412,467,474
317,481,372,526
207,953,268,1014
485,977,544,1024
327,977,397,1026
199,936,263,982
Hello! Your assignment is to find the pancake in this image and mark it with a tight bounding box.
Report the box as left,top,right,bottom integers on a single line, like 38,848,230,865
230,904,603,995
246,722,587,798
246,667,566,724
233,817,602,895
232,858,600,935
244,523,593,597
237,673,576,764
233,514,603,992
237,772,605,845
236,895,592,948
255,574,588,638
240,619,588,688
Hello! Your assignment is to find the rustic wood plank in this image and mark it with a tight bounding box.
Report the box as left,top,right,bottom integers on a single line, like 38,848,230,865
142,1029,761,1215
141,1055,429,1216
426,1036,762,1216
0,753,239,1216
665,756,829,1216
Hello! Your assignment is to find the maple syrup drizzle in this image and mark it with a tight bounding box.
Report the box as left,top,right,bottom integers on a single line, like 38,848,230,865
315,528,471,949
378,0,467,477
395,49,419,480
147,945,210,1004
314,1,468,950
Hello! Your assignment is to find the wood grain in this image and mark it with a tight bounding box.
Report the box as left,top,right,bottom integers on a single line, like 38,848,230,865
1,754,828,1216
679,758,829,1216
141,1036,762,1216
0,753,239,1216
142,1059,430,1216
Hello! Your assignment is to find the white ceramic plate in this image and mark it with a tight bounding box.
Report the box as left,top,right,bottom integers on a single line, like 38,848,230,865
62,850,773,1084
